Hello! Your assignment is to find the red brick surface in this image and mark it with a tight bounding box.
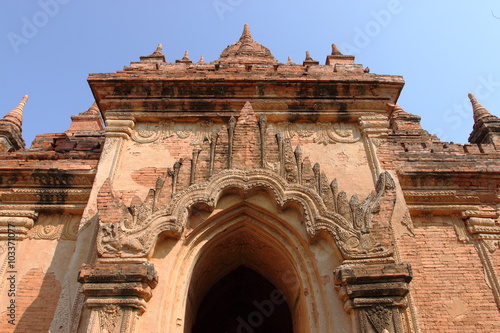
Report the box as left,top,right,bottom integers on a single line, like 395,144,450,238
0,269,61,333
398,216,500,332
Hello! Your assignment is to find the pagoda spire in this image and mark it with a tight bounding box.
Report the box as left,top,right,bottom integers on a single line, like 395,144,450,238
217,23,277,64
0,95,27,151
3,95,28,129
468,93,500,146
239,24,254,44
468,93,494,123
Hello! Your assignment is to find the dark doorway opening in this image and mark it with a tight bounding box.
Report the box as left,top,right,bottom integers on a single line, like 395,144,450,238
192,266,293,333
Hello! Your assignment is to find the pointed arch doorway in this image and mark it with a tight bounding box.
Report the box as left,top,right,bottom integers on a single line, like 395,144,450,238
182,201,326,333
192,266,293,332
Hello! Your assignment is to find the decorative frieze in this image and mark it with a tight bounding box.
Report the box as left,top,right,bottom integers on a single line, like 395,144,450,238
0,170,95,188
273,121,361,144
1,188,91,205
27,214,80,241
131,121,223,146
96,168,395,260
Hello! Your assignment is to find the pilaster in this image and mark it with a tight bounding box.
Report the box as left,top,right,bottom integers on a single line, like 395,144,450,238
465,217,500,309
335,263,412,333
78,259,158,333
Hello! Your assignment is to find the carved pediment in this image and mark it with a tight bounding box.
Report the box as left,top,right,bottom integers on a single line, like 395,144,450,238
96,169,395,260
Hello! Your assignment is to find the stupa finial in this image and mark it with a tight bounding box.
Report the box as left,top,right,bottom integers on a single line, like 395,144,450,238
331,43,342,55
153,43,163,55
3,95,28,129
469,93,493,123
239,24,254,44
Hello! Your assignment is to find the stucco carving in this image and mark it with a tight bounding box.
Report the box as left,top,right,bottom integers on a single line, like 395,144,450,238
274,122,361,144
99,305,122,333
96,168,395,260
366,305,393,333
132,121,222,147
28,214,78,240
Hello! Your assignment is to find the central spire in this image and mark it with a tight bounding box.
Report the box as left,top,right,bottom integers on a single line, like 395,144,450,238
218,24,277,65
238,24,254,52
240,24,253,43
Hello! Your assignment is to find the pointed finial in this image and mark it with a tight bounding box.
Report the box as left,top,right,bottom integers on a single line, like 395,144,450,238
468,93,493,123
3,95,28,129
153,43,163,55
331,43,342,55
305,51,313,61
140,43,166,63
198,55,205,64
303,51,319,66
240,24,253,43
176,50,193,64
286,56,294,65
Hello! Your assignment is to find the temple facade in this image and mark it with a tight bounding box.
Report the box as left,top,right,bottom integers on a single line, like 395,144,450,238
0,25,500,332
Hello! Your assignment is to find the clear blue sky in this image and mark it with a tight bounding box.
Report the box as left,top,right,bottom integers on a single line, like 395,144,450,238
1,0,500,145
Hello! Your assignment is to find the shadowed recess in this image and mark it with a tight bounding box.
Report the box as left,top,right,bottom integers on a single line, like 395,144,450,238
192,266,293,333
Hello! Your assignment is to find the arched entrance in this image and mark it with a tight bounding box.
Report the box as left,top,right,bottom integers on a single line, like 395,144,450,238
181,200,328,333
192,266,293,332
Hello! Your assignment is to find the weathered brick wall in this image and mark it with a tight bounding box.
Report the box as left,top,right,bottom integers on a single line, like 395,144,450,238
398,215,499,332
0,269,61,333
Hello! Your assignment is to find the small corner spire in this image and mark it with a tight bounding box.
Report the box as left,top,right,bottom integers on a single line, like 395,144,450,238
286,56,294,65
3,95,28,129
153,43,163,56
468,93,493,123
303,51,319,66
176,50,193,64
140,43,166,63
331,43,343,55
197,55,205,64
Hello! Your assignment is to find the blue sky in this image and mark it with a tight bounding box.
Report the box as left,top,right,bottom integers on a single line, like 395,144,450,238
1,0,500,145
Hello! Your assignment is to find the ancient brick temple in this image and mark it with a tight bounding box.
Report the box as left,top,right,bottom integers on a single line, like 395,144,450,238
0,24,500,332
